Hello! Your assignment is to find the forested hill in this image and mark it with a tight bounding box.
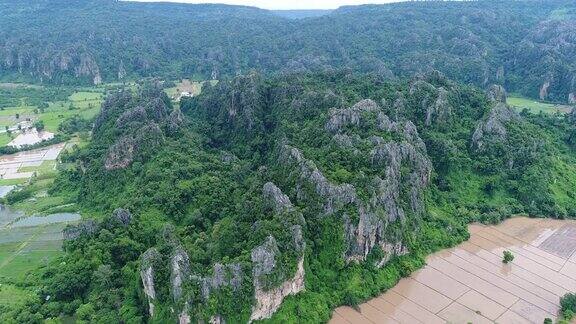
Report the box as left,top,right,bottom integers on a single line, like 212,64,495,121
6,69,576,322
2,0,576,102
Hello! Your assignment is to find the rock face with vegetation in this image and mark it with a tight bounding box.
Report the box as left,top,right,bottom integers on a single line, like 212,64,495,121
279,95,431,263
7,70,576,323
486,84,507,104
141,248,162,317
2,1,576,103
471,102,520,151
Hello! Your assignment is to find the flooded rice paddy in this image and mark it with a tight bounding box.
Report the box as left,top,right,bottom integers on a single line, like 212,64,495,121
331,217,576,324
8,128,55,148
0,142,63,180
10,213,80,228
0,205,80,280
0,185,15,198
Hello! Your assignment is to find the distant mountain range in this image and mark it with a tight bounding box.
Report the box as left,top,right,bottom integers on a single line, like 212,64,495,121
1,0,575,102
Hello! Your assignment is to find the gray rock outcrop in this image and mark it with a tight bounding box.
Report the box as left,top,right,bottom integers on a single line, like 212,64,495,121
140,248,162,317
249,227,305,322
281,144,357,214
262,182,295,214
199,263,243,301
166,107,185,135
135,122,165,150
409,73,454,126
63,220,99,240
486,84,507,104
112,208,132,226
171,246,191,302
540,81,550,100
104,136,135,170
280,98,431,264
250,255,304,322
425,87,452,126
116,106,148,128
471,102,520,150
280,139,429,263
146,98,170,122
325,99,380,133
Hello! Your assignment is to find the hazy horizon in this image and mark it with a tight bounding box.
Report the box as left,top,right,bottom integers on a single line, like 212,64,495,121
128,0,403,10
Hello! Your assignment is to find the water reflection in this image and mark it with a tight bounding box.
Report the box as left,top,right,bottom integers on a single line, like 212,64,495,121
11,213,80,227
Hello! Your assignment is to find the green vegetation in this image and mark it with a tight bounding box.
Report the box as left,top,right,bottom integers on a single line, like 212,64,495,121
508,96,572,114
0,284,36,307
502,250,515,264
560,293,576,322
1,69,574,322
1,1,576,102
0,0,576,322
0,83,109,147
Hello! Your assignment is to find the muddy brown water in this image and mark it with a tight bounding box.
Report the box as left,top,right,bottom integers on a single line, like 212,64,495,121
330,217,576,324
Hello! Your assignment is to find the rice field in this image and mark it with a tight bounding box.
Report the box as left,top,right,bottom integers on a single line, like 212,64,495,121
331,217,576,324
0,143,64,183
0,86,104,142
0,83,103,312
508,96,572,115
0,209,80,308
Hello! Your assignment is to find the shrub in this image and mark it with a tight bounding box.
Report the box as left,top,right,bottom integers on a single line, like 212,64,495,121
502,250,514,264
560,293,576,321
34,120,45,132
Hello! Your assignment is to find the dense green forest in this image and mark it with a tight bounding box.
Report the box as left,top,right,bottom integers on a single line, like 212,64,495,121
1,0,576,102
2,0,576,323
2,68,576,322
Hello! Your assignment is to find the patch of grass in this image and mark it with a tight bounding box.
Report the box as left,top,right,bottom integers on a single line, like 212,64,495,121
18,160,56,174
0,178,28,186
13,195,72,215
0,224,69,283
0,250,60,281
0,133,12,146
39,104,100,132
69,91,102,102
165,79,216,101
508,95,572,114
0,284,36,307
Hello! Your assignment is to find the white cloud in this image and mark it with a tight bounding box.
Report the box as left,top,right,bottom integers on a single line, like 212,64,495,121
128,0,403,10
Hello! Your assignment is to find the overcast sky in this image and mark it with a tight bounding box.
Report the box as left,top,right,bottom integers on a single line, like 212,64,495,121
130,0,402,10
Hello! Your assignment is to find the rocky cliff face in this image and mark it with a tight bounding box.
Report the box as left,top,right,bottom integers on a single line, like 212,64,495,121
250,251,305,322
486,84,507,104
408,72,454,126
325,99,380,133
103,90,180,170
171,246,191,303
138,182,306,323
63,220,99,240
471,102,520,151
141,248,162,317
104,136,135,170
280,99,430,263
513,19,576,102
2,46,104,84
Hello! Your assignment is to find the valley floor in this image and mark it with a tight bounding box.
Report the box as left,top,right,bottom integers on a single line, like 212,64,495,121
331,217,576,324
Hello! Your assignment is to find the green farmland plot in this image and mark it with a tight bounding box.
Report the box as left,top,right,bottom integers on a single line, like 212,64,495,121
508,95,573,114
40,90,103,131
